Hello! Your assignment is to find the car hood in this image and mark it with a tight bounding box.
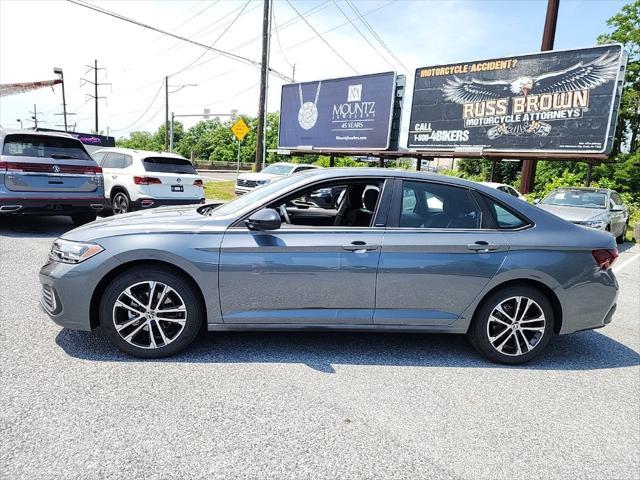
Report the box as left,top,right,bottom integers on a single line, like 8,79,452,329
62,203,229,242
537,204,606,222
237,172,282,181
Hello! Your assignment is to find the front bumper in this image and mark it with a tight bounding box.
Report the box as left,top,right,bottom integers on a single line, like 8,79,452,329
39,252,123,331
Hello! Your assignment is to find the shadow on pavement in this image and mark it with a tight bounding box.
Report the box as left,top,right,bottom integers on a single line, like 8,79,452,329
56,328,640,373
0,215,77,238
617,241,637,254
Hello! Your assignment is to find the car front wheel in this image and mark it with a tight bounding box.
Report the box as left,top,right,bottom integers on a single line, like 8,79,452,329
616,222,628,244
99,266,203,358
467,286,554,364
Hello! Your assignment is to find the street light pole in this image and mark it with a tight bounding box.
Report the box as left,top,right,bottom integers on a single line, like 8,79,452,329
53,67,68,132
16,119,23,129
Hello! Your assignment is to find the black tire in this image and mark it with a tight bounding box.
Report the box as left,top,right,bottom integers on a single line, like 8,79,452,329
70,212,97,226
111,190,131,214
467,285,555,365
99,266,204,358
616,222,627,244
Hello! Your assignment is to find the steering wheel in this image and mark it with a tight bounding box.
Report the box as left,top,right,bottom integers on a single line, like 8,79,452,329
279,204,291,225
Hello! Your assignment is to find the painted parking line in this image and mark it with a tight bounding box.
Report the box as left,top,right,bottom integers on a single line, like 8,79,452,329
613,252,640,274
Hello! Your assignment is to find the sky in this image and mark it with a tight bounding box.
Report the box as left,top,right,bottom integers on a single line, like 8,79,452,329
0,0,628,140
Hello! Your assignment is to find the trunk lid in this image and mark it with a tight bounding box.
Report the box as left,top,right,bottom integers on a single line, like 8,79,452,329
141,156,203,199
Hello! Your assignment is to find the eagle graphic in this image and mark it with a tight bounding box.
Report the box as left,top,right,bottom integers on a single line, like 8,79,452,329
442,52,620,103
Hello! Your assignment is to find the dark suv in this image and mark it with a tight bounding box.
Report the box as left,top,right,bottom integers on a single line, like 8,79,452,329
0,130,105,225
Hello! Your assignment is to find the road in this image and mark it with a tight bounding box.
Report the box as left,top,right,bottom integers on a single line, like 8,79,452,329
197,170,238,182
1,215,638,480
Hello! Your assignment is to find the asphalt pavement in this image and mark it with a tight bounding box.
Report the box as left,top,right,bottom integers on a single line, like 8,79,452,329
0,215,638,480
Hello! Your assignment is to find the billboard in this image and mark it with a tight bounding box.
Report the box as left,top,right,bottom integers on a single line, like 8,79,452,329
278,71,396,151
408,45,624,154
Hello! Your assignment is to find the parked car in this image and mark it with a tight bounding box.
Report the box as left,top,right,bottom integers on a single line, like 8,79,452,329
40,169,619,364
91,148,204,214
235,162,320,195
0,129,104,225
536,187,629,243
480,182,527,201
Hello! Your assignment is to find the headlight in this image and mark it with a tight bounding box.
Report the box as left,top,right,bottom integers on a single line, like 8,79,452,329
580,220,607,229
49,239,104,264
255,179,270,185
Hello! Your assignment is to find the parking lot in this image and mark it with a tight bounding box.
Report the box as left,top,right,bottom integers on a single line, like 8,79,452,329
0,215,638,480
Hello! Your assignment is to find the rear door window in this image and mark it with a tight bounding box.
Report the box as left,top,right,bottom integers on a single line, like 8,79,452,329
102,153,126,169
2,134,91,160
143,157,196,174
479,194,529,229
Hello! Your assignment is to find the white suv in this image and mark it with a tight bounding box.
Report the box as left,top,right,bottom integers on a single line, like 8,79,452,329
92,148,204,214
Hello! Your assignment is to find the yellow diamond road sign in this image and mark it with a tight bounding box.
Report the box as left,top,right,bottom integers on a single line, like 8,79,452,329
231,118,250,142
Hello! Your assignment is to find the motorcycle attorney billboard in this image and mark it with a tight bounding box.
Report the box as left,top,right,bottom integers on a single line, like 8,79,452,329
278,71,396,151
408,45,624,154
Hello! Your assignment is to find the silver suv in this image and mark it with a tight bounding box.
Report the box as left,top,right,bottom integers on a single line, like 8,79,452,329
0,130,105,225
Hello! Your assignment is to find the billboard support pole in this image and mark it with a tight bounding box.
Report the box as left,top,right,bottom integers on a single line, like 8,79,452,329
520,0,560,194
254,0,272,173
490,159,498,182
329,155,335,167
585,162,592,186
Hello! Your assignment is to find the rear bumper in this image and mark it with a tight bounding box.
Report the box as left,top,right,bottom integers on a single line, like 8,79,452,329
0,196,105,215
129,197,206,210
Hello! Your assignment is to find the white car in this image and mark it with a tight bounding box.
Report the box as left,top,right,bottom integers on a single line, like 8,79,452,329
235,162,320,195
479,182,527,201
92,148,205,214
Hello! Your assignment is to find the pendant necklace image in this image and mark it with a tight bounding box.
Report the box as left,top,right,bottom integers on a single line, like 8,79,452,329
298,81,322,130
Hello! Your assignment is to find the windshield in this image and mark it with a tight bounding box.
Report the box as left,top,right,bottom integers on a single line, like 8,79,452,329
143,156,197,174
2,133,92,160
541,190,607,209
262,164,295,175
204,175,303,216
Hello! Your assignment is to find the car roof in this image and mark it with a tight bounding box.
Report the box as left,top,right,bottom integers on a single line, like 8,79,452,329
0,129,80,141
92,146,188,159
269,162,320,168
480,182,509,188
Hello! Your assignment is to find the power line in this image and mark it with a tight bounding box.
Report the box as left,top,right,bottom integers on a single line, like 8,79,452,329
111,81,164,132
273,3,294,70
331,0,397,72
285,0,358,75
345,0,410,74
171,0,251,77
66,0,292,81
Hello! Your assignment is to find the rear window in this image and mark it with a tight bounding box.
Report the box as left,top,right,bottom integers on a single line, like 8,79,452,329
2,134,91,160
142,157,196,174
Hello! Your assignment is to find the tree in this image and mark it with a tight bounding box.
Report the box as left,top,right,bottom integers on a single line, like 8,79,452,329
598,0,639,153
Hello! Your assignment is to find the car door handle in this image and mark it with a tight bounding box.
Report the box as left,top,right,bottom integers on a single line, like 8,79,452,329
342,241,378,252
467,241,501,252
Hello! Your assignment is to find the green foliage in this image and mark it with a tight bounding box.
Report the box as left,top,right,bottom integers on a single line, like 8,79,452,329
598,0,639,153
456,158,522,184
313,156,368,167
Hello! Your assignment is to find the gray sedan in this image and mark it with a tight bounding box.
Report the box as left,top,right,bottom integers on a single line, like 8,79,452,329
39,169,619,364
537,187,629,243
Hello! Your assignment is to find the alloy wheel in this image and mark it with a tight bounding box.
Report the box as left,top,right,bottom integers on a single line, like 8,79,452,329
112,281,187,349
486,296,546,357
112,193,129,214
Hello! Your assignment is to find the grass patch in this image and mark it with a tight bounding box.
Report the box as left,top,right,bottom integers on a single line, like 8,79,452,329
625,203,639,242
204,181,236,202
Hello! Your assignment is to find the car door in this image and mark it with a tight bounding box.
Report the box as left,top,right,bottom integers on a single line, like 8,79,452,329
374,179,510,326
218,178,390,325
100,153,126,197
609,192,627,237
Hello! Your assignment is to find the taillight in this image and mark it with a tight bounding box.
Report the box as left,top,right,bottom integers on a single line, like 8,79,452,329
86,166,102,175
193,179,203,187
592,249,618,270
133,176,162,185
0,161,6,172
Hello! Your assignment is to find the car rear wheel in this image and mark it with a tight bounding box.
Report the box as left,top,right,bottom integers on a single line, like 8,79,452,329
467,285,554,364
70,212,97,226
99,266,203,358
112,191,130,214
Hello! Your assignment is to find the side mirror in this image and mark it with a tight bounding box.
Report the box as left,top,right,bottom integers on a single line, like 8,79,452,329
533,199,540,205
611,205,624,212
245,208,282,231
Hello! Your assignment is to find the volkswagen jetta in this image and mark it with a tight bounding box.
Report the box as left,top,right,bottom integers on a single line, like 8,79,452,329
39,169,619,364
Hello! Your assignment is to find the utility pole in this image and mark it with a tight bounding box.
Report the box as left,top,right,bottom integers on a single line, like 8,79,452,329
81,60,110,133
520,0,559,194
29,104,40,128
165,76,169,151
254,0,272,172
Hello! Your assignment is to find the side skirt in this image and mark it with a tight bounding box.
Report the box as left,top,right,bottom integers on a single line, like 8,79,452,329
206,323,469,334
